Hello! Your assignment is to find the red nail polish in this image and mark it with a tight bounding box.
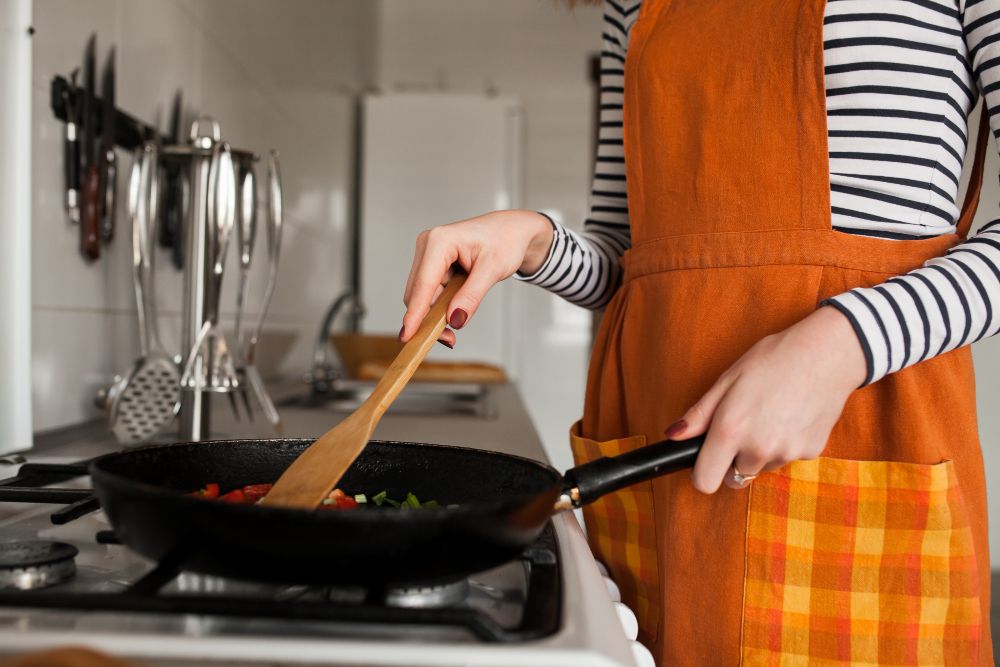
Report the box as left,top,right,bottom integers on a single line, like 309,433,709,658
664,420,687,438
398,326,405,341
438,339,454,349
449,308,468,330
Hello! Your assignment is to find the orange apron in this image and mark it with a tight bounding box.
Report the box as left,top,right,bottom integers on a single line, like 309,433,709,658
570,0,992,664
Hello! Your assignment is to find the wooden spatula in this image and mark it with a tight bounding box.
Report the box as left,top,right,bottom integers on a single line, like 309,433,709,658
260,273,467,509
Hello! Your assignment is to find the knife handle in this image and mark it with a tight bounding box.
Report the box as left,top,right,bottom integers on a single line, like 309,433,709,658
80,166,101,262
100,150,116,243
64,121,79,223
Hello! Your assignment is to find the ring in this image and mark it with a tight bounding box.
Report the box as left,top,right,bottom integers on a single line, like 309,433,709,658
732,464,757,486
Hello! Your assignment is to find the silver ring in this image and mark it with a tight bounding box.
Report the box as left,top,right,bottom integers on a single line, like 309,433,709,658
732,464,757,486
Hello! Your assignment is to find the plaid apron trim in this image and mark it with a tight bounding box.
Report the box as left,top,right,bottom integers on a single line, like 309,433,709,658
741,457,981,666
569,422,660,643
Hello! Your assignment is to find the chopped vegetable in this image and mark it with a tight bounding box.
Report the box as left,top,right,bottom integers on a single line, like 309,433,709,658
189,483,446,510
242,483,273,503
219,489,246,503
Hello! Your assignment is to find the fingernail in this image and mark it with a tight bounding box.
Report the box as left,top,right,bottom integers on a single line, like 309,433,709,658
664,420,687,438
449,308,468,330
438,339,453,349
398,326,405,341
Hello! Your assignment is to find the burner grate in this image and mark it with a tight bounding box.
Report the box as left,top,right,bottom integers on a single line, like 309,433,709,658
0,526,562,643
0,459,563,643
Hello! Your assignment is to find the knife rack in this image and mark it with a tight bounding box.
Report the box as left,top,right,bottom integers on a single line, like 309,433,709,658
50,75,256,162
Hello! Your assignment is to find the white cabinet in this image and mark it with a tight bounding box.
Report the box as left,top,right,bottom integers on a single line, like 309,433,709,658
0,0,33,453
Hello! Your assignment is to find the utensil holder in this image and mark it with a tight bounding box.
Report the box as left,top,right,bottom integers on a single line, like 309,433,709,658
164,118,262,441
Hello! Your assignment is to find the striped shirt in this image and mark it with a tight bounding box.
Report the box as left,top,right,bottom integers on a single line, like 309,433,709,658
519,0,1000,385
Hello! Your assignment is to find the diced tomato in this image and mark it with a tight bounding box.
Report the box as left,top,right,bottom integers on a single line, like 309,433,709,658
219,489,247,503
335,496,359,510
242,483,273,502
190,482,220,499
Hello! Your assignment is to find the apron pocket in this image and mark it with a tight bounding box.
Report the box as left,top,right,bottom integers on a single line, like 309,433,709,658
569,420,660,643
741,457,981,666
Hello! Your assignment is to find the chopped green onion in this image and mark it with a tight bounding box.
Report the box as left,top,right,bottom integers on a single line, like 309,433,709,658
372,490,387,507
422,500,439,509
405,492,421,509
384,498,401,508
354,494,367,504
321,498,334,505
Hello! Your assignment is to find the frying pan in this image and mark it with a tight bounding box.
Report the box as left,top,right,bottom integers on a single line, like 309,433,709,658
90,435,703,585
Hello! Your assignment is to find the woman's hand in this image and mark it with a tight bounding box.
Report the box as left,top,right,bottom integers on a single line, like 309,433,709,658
401,209,553,346
665,306,867,493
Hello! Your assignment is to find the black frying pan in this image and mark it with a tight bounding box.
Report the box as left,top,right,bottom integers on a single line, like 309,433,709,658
90,436,703,585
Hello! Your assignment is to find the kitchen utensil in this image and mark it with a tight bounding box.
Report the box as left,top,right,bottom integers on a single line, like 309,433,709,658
160,90,185,269
90,432,703,585
241,150,283,431
105,144,180,444
179,141,238,395
79,34,100,262
234,163,257,418
260,273,467,510
62,68,80,224
98,47,116,244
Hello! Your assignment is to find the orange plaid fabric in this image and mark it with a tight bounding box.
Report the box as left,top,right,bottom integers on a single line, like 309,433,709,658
570,421,660,644
742,457,981,665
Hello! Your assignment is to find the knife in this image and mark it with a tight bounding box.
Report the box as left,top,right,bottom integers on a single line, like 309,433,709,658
98,46,116,244
79,34,100,262
161,90,184,269
62,69,80,224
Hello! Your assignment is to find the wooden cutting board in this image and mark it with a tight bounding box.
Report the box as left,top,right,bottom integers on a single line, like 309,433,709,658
331,334,507,384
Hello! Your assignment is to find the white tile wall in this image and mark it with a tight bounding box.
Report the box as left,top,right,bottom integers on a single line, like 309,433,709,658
30,0,374,432
374,0,603,471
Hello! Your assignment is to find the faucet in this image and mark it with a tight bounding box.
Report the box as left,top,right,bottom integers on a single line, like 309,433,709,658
308,291,366,394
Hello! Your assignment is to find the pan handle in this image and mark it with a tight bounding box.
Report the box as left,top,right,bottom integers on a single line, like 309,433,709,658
556,435,704,510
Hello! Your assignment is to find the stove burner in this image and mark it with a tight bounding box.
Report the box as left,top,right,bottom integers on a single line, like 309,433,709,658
386,579,471,609
0,541,78,591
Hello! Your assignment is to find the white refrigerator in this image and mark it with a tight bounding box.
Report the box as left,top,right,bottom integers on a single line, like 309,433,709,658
359,93,524,374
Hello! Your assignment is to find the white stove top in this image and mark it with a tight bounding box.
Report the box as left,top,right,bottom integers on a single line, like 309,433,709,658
0,459,644,667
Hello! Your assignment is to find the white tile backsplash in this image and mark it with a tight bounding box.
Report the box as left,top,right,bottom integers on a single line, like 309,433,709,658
31,0,373,432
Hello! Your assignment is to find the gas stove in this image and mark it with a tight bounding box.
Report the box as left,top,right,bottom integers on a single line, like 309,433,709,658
0,455,649,667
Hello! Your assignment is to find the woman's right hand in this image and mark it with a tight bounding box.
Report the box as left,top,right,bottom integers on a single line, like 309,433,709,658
400,209,554,347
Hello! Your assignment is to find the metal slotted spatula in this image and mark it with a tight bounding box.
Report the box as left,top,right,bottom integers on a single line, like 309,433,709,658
260,272,467,509
107,144,181,443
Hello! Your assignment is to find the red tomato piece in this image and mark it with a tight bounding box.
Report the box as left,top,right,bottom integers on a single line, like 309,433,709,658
335,496,359,510
242,484,273,502
328,489,346,501
220,489,247,503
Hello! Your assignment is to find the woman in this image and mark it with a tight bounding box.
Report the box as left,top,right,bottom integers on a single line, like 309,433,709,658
400,0,998,663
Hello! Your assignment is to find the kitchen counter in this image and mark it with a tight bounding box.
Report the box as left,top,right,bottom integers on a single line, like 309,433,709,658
21,380,550,466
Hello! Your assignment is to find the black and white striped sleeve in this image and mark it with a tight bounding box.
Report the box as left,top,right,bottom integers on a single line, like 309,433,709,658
825,0,1000,386
516,0,639,310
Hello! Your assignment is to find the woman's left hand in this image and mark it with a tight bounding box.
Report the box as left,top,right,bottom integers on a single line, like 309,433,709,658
665,306,867,493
